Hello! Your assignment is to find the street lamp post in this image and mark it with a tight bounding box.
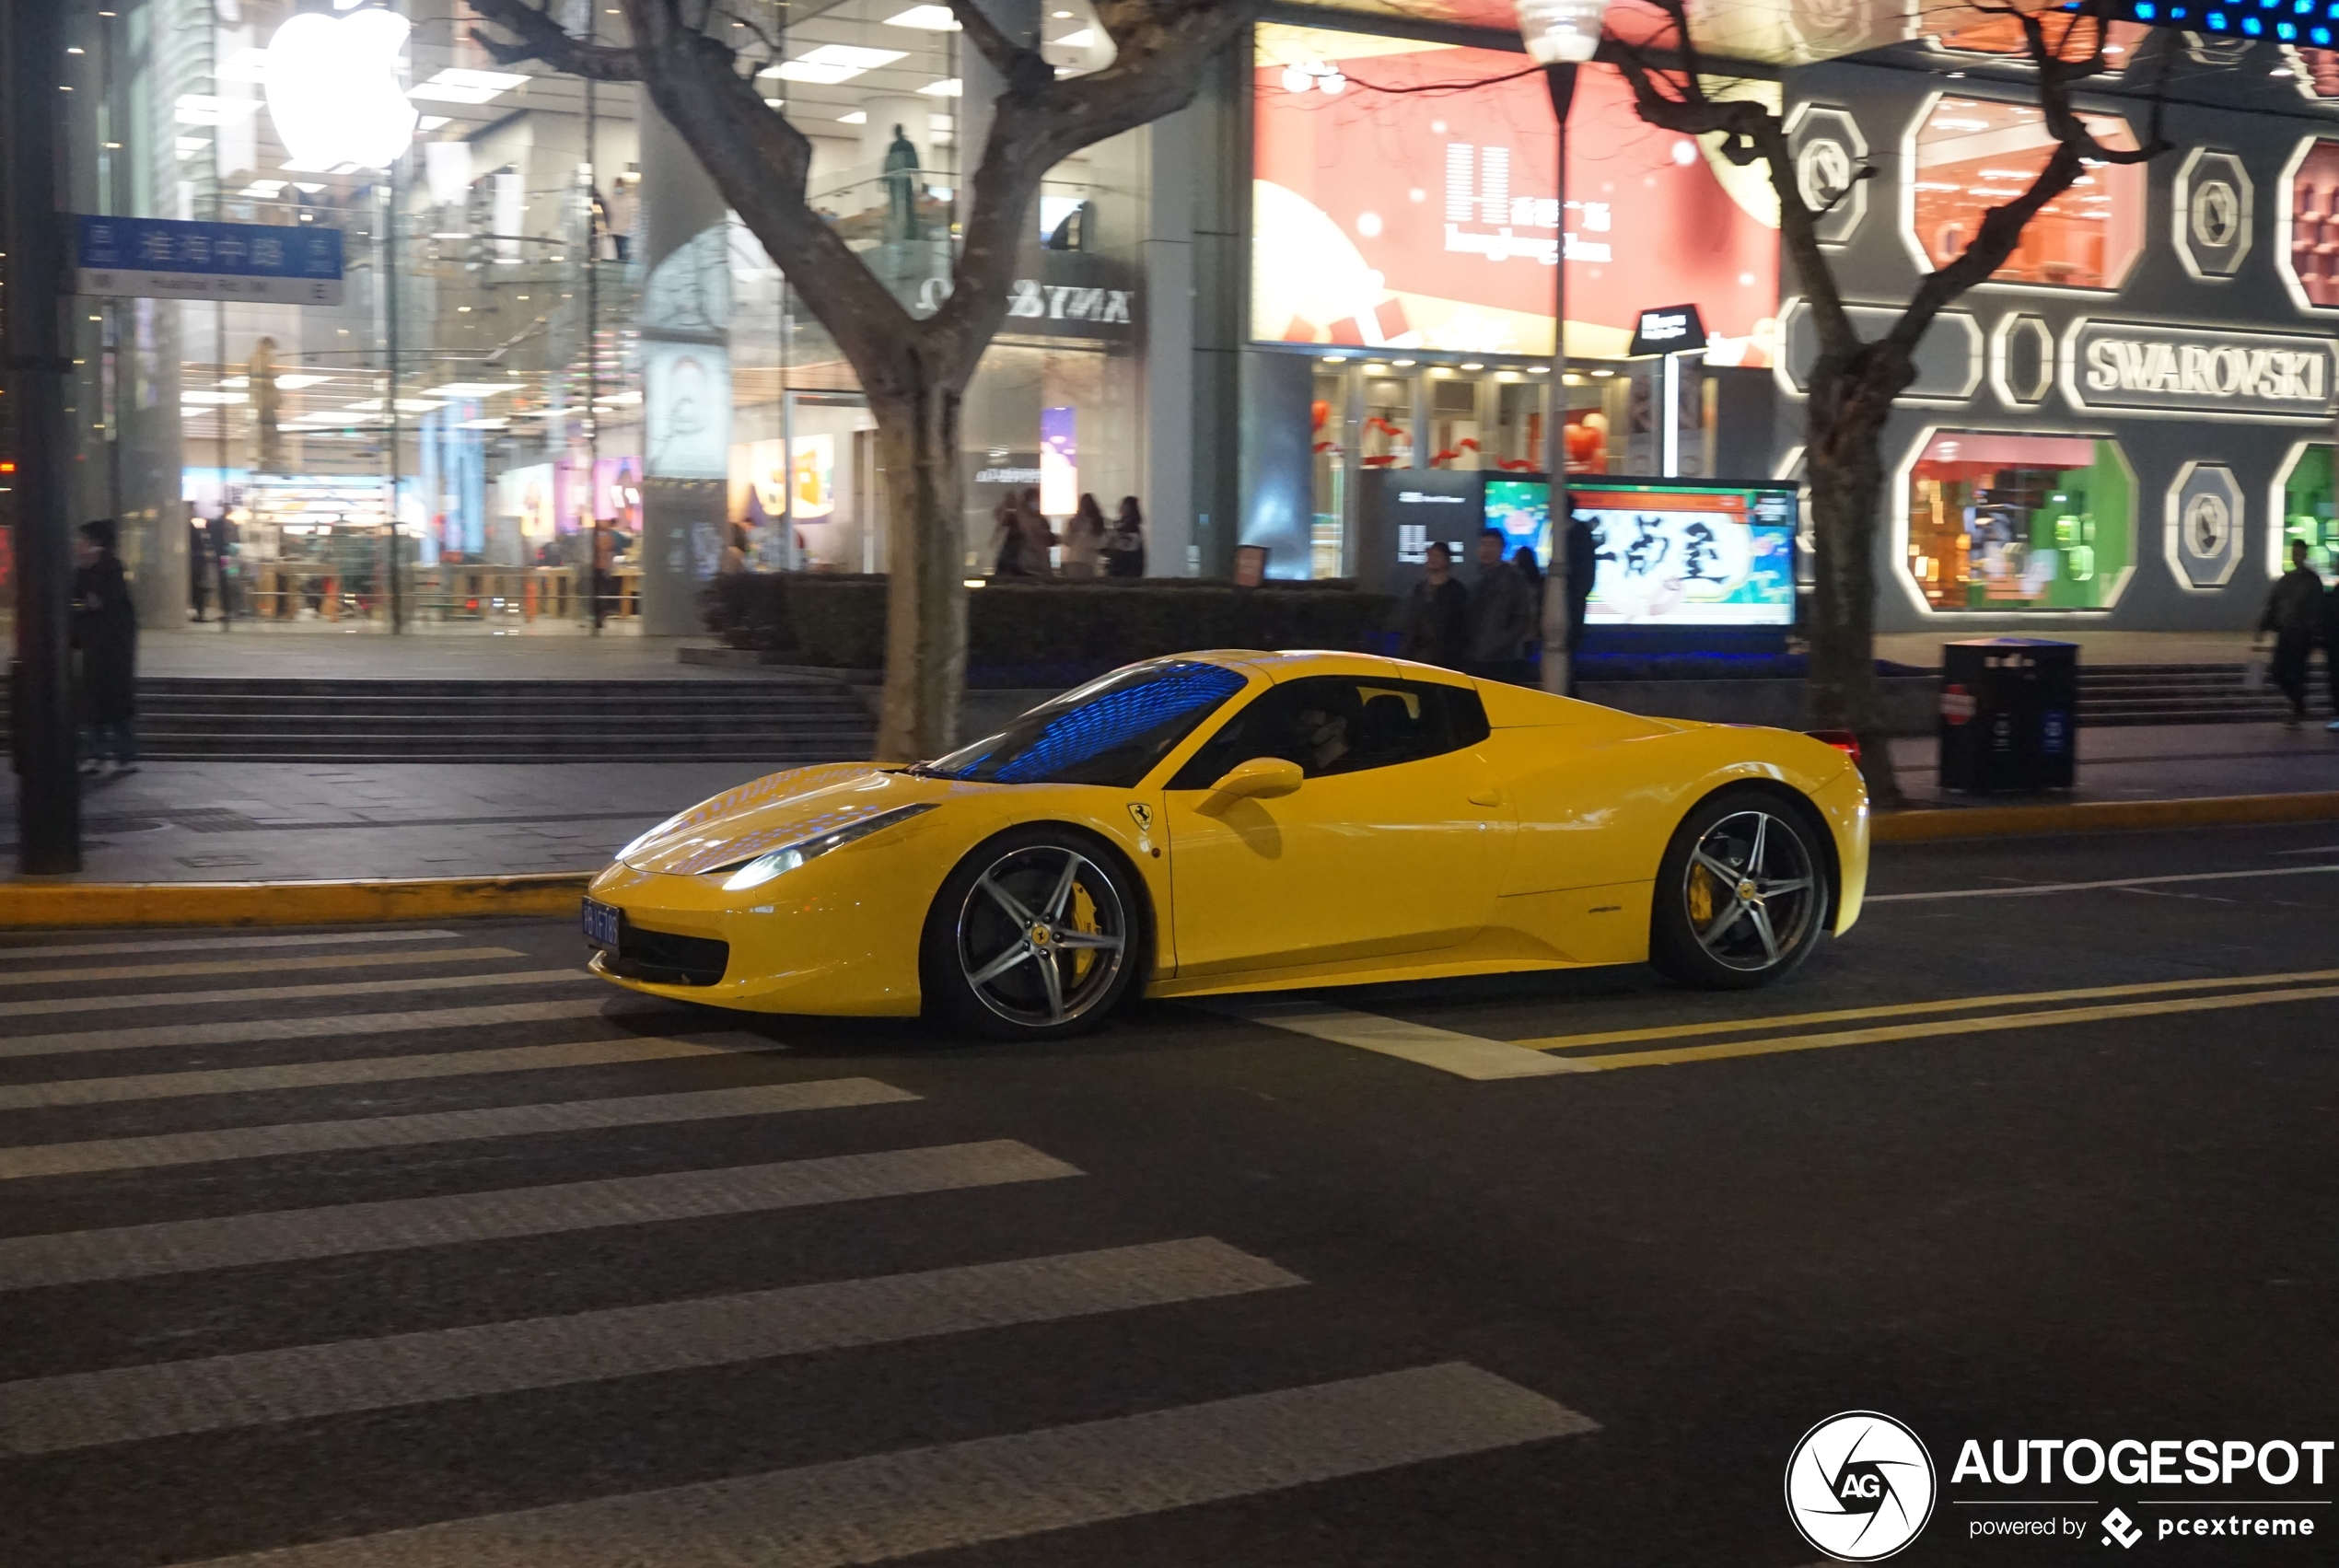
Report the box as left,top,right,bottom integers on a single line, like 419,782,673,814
1516,0,1607,697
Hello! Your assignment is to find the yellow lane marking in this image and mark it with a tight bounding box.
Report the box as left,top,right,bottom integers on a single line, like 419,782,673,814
1512,969,2339,1054
1566,985,2339,1072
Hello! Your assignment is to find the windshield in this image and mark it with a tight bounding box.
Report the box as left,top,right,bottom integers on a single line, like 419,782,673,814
919,660,1251,788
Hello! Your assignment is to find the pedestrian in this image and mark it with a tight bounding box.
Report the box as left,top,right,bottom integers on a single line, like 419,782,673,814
1103,496,1146,578
1563,505,1599,697
718,522,751,575
72,519,139,776
188,512,212,623
1397,541,1470,668
1015,488,1058,577
2259,538,2326,727
1062,493,1106,580
2324,565,2339,733
1465,527,1537,686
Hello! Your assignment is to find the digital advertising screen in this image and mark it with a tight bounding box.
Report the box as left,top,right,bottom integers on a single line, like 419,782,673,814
1484,477,1550,561
1571,481,1798,627
1251,25,1781,363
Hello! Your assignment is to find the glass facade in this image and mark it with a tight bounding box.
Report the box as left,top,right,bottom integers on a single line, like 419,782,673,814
2276,442,2339,574
1911,98,2145,289
39,0,1146,644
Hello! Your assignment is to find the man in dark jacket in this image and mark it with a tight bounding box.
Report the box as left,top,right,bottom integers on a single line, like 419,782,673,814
1397,541,1470,668
73,519,140,774
1466,528,1538,685
1563,505,1599,696
2262,539,2327,726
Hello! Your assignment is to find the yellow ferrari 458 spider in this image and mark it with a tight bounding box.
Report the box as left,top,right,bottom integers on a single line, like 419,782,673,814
585,650,1868,1039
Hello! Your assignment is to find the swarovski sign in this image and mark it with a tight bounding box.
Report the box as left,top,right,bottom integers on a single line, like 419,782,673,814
2066,319,2338,420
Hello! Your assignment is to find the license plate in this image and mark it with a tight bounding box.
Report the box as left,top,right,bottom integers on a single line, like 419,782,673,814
581,898,623,952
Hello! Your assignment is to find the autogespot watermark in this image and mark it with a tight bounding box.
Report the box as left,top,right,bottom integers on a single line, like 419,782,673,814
1788,1416,2333,1559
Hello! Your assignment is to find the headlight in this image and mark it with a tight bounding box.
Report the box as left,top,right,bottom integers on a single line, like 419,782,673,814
715,803,938,892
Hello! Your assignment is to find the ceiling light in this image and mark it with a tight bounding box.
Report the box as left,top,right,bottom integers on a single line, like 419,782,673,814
181,391,249,405
273,374,332,389
838,110,867,124
1460,361,1484,370
929,112,952,131
424,382,521,398
884,5,963,28
417,115,450,131
920,77,961,96
407,67,529,105
1391,358,1416,367
1053,28,1095,46
239,180,286,196
764,44,905,85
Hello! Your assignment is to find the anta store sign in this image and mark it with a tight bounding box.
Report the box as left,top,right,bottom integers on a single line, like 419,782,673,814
2066,319,2338,420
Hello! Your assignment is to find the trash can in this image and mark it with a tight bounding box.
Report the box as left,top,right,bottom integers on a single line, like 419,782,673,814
1938,638,2077,793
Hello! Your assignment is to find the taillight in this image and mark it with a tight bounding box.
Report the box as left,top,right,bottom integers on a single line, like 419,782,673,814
1807,728,1861,765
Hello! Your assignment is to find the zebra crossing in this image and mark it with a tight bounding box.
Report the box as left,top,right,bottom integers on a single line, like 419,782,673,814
0,922,1598,1566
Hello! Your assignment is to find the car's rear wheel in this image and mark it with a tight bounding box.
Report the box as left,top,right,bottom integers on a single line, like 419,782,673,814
922,826,1142,1040
1650,790,1831,990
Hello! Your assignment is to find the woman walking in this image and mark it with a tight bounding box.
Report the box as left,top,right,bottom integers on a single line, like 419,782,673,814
73,519,140,775
1104,497,1147,578
1014,488,1059,577
1062,494,1107,579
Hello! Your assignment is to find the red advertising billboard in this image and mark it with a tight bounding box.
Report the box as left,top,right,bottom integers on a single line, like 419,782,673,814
1251,25,1780,364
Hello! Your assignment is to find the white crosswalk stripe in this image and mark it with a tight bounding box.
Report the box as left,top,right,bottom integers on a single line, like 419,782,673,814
0,930,466,960
0,1080,916,1179
0,994,640,1060
0,923,1602,1565
0,1035,751,1110
0,1141,1079,1290
0,967,591,1025
0,1238,1301,1455
0,946,525,990
173,1365,1595,1568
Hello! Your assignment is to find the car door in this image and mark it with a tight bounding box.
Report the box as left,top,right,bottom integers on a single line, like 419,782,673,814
1158,674,1513,977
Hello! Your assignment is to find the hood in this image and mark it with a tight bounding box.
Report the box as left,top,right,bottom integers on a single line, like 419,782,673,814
619,764,948,877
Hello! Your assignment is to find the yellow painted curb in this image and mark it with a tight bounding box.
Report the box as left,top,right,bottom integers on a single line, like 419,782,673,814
0,873,592,930
1874,790,2339,843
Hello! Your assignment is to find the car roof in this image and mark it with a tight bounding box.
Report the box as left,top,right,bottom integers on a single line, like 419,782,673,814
1199,649,1474,688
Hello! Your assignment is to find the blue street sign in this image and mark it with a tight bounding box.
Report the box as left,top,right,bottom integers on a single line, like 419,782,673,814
69,215,345,305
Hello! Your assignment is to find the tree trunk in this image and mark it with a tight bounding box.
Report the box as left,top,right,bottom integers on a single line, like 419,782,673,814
1803,358,1908,808
872,382,970,761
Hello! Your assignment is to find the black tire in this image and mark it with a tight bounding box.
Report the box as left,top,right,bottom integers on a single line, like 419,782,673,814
920,824,1146,1040
1649,787,1833,991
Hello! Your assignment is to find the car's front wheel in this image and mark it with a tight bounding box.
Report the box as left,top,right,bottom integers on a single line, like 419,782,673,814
1650,790,1832,990
922,826,1142,1040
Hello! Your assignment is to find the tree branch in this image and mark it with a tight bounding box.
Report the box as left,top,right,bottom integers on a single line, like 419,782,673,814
945,0,1053,91
467,0,641,79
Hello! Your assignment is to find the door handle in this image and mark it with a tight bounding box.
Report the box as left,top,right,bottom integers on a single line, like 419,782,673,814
1467,787,1504,807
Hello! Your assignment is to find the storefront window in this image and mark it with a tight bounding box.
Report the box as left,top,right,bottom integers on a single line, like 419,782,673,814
2290,47,2339,99
1933,15,2147,61
2276,443,2339,575
1911,99,2144,288
2284,138,2339,308
1906,431,2133,611
1360,374,1414,469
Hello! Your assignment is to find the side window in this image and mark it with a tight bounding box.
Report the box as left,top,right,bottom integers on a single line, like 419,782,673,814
1169,676,1488,788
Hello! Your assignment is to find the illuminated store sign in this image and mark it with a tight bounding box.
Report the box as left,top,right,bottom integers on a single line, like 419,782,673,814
2066,320,2338,419
1629,304,1707,356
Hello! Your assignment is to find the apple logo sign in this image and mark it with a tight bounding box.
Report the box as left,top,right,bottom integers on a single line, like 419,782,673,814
265,7,418,171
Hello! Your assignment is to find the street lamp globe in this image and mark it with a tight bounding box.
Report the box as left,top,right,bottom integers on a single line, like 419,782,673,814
1515,0,1609,64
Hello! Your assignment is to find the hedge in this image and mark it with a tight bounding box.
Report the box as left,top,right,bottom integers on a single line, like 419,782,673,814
702,574,1400,674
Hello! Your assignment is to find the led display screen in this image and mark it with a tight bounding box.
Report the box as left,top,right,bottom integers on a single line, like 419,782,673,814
1251,25,1781,363
1570,480,1798,627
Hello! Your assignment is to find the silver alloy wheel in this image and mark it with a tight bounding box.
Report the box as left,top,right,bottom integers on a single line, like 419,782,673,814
956,844,1129,1028
1682,807,1819,973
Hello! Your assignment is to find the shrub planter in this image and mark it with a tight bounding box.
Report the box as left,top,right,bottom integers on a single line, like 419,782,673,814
702,574,1399,676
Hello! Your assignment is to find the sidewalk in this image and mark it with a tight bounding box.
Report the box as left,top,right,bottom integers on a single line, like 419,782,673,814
1889,720,2339,807
2,721,2333,886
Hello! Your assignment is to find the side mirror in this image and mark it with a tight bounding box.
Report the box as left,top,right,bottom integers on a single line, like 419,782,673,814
1209,757,1304,800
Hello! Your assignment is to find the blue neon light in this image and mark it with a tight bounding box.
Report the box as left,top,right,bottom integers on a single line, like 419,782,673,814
2135,1,2156,13
2208,11,2229,27
2243,14,2263,30
2279,20,2298,36
2318,25,2333,41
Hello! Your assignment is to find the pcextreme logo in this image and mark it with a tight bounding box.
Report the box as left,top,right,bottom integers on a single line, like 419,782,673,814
1786,1411,1938,1562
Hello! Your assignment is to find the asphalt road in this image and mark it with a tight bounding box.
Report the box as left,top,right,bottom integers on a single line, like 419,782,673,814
2,822,2334,1568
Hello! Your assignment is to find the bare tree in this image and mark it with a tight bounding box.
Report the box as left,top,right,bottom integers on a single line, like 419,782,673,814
1605,1,2169,806
469,0,1257,759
